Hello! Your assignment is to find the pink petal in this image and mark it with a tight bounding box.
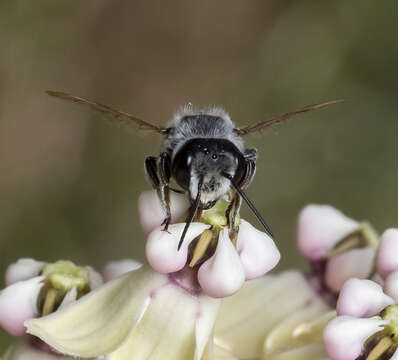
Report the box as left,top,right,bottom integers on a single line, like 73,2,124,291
198,227,245,298
325,247,375,293
337,278,394,317
377,228,398,279
297,205,360,261
146,223,210,274
138,190,190,235
236,219,280,280
5,259,45,286
103,259,143,282
324,316,387,360
384,270,398,303
0,276,44,336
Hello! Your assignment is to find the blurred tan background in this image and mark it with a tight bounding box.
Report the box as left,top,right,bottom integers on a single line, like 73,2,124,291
1,0,398,348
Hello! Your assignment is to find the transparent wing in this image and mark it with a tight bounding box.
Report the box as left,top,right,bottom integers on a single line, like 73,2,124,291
47,91,168,134
235,99,347,135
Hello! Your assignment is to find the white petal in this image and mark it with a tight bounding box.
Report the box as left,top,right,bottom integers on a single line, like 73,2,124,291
0,276,44,336
103,259,143,281
138,190,190,235
323,316,387,360
325,247,375,293
4,339,75,359
297,205,360,261
215,271,320,359
5,259,45,286
266,344,328,360
26,266,167,357
377,228,398,278
198,227,245,298
104,281,220,360
337,278,394,317
146,222,209,274
384,270,398,303
85,266,104,289
264,299,331,356
236,219,280,280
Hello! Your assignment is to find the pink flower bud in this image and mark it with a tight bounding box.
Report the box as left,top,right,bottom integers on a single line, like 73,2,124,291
103,259,143,282
377,228,398,279
198,227,245,298
146,223,210,274
5,259,45,286
325,247,375,293
138,190,190,235
297,205,360,261
337,278,394,317
324,315,387,360
236,219,280,280
0,276,44,336
384,270,398,303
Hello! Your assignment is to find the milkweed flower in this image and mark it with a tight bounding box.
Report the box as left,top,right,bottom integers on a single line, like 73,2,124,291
143,190,281,298
0,258,102,337
26,189,280,359
297,204,379,294
324,278,398,360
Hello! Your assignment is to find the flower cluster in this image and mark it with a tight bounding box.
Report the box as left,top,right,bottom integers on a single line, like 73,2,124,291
2,193,398,360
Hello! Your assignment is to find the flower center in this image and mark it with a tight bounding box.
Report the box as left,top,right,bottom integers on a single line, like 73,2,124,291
38,260,91,316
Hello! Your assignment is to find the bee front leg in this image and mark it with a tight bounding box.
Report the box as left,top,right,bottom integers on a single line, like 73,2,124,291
144,154,171,231
158,152,172,231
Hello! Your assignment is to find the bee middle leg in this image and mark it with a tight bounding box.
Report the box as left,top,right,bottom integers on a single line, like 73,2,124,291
144,153,172,231
226,152,257,245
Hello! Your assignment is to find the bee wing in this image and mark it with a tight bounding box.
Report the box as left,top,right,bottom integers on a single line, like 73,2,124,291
235,99,347,136
47,91,168,134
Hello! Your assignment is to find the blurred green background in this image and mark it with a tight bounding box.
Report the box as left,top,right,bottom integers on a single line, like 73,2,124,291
1,0,398,349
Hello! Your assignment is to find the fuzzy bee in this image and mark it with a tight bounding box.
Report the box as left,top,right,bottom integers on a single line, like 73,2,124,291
47,91,343,249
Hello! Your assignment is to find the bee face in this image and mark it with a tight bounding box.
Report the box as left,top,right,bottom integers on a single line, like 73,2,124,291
171,138,245,206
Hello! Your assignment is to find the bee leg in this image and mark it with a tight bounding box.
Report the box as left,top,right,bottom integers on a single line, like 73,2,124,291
244,148,258,162
241,149,257,189
144,155,171,232
229,194,242,246
228,152,258,245
158,152,172,231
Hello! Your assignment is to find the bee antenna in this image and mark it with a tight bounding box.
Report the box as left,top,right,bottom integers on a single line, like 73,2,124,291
177,177,204,250
222,173,274,238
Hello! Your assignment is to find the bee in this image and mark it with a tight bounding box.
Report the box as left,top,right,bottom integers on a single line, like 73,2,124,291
47,91,344,249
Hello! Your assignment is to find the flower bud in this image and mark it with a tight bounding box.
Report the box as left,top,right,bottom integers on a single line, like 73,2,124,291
5,259,45,286
325,247,375,293
198,227,245,298
297,205,360,261
337,278,394,317
384,270,398,303
377,228,398,279
146,222,210,274
0,276,44,336
324,315,387,360
138,190,190,234
236,219,280,280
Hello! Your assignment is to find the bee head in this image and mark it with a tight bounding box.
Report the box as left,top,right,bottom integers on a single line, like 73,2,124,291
172,138,246,205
